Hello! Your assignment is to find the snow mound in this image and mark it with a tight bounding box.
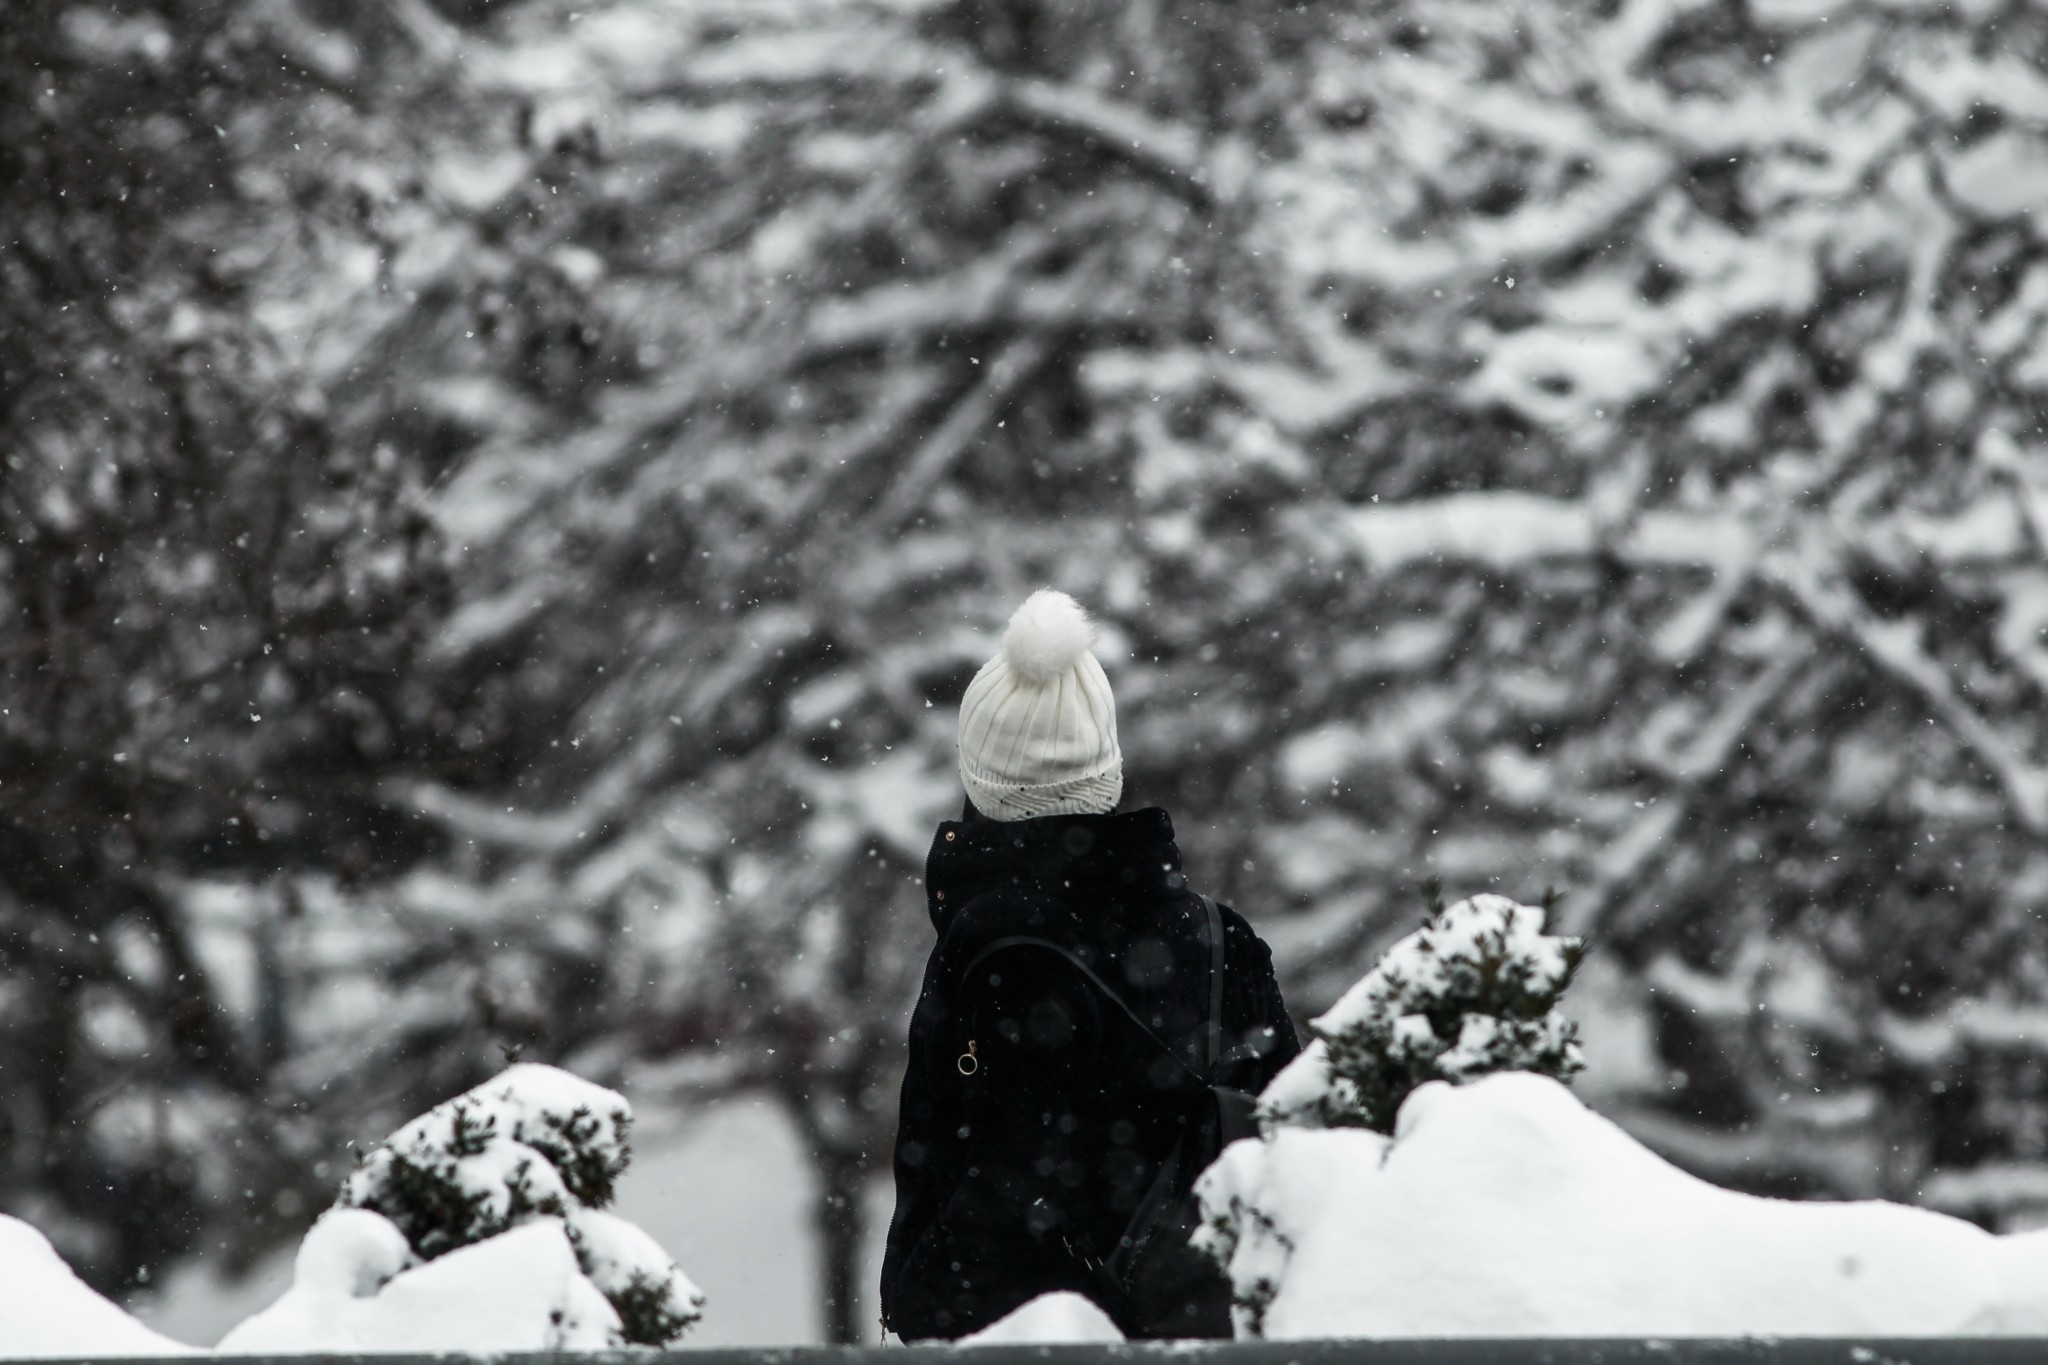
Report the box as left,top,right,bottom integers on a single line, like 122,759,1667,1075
1197,1072,2048,1340
0,1214,195,1358
228,1063,701,1351
219,1213,618,1353
1262,891,1582,1132
960,1292,1124,1345
1001,589,1097,683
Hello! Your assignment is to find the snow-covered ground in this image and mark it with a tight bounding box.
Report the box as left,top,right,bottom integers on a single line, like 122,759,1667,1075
38,1068,2048,1354
960,1293,1122,1346
120,957,1655,1352
70,941,1705,1356
41,938,2040,1355
1198,1072,2048,1340
220,1214,624,1353
0,1218,194,1358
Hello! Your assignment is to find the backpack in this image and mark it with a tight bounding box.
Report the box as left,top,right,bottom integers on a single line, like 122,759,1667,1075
953,893,1258,1338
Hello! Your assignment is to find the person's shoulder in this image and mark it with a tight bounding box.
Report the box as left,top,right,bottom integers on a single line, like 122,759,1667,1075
1200,893,1254,933
1209,898,1278,962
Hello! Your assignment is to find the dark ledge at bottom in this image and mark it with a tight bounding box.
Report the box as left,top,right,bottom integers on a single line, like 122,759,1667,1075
41,1339,2048,1365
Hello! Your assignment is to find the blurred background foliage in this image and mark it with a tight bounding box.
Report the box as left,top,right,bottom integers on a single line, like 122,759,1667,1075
6,0,2048,1342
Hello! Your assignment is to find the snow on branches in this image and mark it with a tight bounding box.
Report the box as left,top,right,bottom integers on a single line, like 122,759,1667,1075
1260,888,1585,1133
318,1064,701,1348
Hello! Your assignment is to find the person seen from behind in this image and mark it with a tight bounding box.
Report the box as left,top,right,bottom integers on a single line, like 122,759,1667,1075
879,590,1300,1340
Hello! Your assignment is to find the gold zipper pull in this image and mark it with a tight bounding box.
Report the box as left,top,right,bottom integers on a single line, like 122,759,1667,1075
956,1039,979,1075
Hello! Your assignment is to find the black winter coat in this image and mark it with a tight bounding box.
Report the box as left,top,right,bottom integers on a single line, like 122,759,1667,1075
879,805,1299,1341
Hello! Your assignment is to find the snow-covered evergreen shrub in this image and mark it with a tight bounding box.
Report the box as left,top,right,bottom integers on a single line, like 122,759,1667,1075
337,1064,701,1346
1206,894,1581,1336
1260,888,1585,1133
1194,1073,2048,1340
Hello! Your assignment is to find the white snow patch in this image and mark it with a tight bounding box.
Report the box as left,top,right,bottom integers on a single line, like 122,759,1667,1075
1198,1072,2048,1339
0,1214,195,1357
218,1213,619,1353
959,1292,1124,1346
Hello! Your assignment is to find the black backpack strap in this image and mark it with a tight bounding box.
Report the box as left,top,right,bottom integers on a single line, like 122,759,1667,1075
959,935,1207,1088
961,895,1230,1086
1197,893,1224,1074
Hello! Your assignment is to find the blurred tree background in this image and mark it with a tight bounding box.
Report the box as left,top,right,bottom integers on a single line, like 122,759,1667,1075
6,0,2048,1343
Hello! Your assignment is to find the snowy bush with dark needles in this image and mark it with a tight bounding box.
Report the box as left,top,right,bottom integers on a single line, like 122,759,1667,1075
1190,889,2048,1342
343,1065,698,1346
0,1065,702,1355
341,1065,630,1257
225,1065,702,1351
1260,885,1586,1132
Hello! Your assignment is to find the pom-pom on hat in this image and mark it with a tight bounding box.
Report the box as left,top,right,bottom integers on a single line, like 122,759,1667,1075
957,590,1123,822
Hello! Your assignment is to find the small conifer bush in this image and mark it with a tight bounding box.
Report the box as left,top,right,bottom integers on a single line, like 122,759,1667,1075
338,1064,702,1345
1261,885,1586,1133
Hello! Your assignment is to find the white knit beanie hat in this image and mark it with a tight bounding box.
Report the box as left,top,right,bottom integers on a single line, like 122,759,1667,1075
957,590,1123,822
